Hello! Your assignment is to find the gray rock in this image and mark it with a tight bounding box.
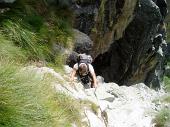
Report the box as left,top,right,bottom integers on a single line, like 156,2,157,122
71,1,98,35
66,29,93,67
73,29,93,54
71,0,138,58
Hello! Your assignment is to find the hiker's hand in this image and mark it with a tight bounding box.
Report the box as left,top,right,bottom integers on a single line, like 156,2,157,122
70,69,76,84
92,84,97,88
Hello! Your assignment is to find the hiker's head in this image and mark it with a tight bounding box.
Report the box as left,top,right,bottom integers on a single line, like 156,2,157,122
79,63,88,75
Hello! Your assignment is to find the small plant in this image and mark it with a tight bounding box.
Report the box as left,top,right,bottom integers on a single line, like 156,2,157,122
153,109,170,127
91,102,99,115
164,76,170,92
80,100,99,115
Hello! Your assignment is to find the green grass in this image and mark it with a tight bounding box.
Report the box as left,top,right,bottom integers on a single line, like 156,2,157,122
163,96,170,103
80,100,99,115
0,0,73,64
0,33,26,63
2,20,53,61
0,1,81,126
153,109,170,127
164,76,170,92
0,62,81,127
166,23,170,42
154,76,170,127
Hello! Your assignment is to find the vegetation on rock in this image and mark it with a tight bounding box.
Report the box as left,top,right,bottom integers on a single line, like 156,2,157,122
0,0,82,126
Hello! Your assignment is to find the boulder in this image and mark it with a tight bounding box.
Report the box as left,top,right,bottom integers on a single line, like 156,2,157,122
66,29,93,67
73,29,93,54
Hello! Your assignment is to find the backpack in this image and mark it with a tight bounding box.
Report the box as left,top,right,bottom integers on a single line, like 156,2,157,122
77,53,93,64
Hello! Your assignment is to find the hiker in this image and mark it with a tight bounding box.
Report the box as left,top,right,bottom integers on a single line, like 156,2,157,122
70,54,97,88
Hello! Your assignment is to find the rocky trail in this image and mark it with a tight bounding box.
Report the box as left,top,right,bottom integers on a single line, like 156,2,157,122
27,65,169,127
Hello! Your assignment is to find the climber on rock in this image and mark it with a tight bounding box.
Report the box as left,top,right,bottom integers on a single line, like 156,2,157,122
70,53,98,88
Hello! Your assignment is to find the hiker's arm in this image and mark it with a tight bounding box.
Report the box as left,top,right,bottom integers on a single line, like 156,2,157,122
70,68,76,82
89,64,97,88
91,72,97,88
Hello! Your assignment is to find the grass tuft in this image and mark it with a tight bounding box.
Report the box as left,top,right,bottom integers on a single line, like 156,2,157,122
153,109,170,127
0,33,26,63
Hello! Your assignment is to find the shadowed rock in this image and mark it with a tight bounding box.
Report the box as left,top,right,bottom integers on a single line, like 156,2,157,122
93,0,164,86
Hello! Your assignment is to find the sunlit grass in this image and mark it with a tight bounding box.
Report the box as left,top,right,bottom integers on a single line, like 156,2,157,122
153,109,170,127
0,62,81,127
0,33,26,63
0,1,80,126
154,76,170,127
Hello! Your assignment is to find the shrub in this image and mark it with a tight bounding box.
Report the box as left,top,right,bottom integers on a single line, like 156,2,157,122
153,109,170,127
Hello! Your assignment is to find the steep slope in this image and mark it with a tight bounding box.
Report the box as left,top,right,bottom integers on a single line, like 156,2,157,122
26,65,168,127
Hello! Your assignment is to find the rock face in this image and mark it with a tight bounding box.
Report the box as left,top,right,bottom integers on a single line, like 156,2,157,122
72,0,138,58
93,0,161,85
28,65,167,127
70,0,168,87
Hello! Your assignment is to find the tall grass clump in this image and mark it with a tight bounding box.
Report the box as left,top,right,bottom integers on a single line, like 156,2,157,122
0,62,81,127
2,20,52,61
154,76,170,126
0,0,73,64
0,33,26,63
0,0,81,126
